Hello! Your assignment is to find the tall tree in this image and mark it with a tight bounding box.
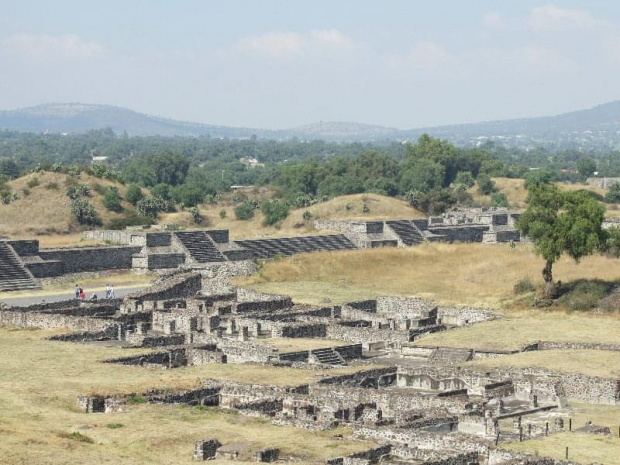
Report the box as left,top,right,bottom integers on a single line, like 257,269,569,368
517,184,607,297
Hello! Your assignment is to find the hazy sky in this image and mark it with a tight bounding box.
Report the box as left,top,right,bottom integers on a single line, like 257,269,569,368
1,1,619,129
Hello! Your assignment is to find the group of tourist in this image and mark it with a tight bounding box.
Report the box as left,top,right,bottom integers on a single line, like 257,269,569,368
74,284,116,301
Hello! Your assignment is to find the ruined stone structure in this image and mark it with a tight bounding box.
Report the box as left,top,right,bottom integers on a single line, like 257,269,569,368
2,267,617,464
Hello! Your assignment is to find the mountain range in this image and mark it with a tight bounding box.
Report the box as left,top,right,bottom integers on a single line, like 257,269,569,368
1,101,620,144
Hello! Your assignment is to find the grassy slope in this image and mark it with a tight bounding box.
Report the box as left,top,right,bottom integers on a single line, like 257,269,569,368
1,172,137,238
161,193,423,240
0,327,374,465
239,243,620,307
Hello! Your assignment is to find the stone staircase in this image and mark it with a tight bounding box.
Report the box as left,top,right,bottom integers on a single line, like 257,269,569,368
235,234,356,259
429,347,473,365
0,242,40,291
386,220,426,246
174,231,226,263
311,347,347,366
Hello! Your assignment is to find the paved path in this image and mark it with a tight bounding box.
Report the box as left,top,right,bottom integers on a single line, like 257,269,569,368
0,285,147,307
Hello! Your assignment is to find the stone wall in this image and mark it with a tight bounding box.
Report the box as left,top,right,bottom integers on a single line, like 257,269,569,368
26,260,64,278
587,177,620,189
437,306,498,326
39,246,142,273
7,239,40,255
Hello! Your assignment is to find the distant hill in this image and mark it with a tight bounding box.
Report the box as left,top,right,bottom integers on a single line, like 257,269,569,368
2,101,620,145
0,103,262,138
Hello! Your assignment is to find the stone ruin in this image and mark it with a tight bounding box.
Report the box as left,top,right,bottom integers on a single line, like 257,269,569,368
0,207,526,292
2,269,619,465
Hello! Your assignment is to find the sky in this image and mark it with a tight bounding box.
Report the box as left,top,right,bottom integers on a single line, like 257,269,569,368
1,1,619,129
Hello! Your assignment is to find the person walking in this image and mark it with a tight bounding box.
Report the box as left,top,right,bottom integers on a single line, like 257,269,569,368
105,284,111,299
79,287,86,301
75,284,80,300
109,285,116,299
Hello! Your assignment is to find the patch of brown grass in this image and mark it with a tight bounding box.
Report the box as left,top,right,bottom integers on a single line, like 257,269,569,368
238,243,620,307
464,350,620,378
0,327,374,464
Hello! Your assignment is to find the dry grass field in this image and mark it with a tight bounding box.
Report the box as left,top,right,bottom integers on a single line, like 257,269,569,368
416,315,620,351
503,401,620,464
239,242,620,307
161,193,423,240
465,349,620,378
0,327,375,464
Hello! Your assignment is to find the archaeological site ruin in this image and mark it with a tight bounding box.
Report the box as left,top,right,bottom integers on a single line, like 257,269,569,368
1,208,618,464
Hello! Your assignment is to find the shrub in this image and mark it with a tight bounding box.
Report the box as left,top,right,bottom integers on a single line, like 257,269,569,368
491,192,509,208
90,162,107,178
59,432,94,444
417,188,457,215
106,212,154,230
51,162,63,173
454,171,475,188
71,198,102,225
514,277,536,295
558,281,609,311
126,395,147,404
126,184,144,205
66,184,91,199
235,200,258,220
27,178,40,188
189,206,202,224
22,188,30,197
136,196,168,219
605,182,620,203
103,186,123,212
302,210,313,222
45,182,60,190
477,174,497,195
261,199,290,226
106,423,124,429
361,203,370,213
219,209,227,219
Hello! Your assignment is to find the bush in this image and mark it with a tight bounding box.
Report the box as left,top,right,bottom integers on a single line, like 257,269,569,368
66,184,90,199
477,174,497,195
454,171,475,188
558,281,609,311
417,188,457,215
103,186,123,212
106,423,124,429
71,198,102,225
126,395,148,404
361,203,370,213
235,200,259,220
27,178,40,188
126,184,144,205
22,188,30,197
136,196,168,219
261,200,290,226
59,432,94,444
106,212,154,230
45,182,60,190
605,183,620,203
189,206,202,224
219,209,227,219
514,277,536,295
302,210,312,222
491,192,509,208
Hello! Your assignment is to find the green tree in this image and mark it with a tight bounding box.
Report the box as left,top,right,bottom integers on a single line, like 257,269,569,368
235,200,258,220
476,174,497,195
491,192,509,208
454,171,475,188
577,157,596,178
261,199,290,226
125,184,144,205
400,158,445,193
517,184,606,297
